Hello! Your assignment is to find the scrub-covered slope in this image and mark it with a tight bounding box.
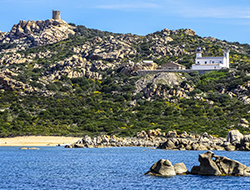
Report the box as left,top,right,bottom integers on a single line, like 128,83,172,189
1,16,250,137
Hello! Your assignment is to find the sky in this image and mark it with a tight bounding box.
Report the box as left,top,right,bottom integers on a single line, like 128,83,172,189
1,0,250,44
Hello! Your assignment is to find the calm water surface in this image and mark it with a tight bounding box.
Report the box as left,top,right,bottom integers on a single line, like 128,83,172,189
1,147,250,190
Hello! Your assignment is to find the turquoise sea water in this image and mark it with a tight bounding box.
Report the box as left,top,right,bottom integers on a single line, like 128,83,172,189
1,147,250,190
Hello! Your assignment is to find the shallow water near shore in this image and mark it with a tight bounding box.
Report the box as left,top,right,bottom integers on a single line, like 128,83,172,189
1,147,250,189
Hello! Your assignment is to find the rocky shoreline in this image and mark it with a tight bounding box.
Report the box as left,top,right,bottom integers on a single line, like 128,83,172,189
65,129,250,151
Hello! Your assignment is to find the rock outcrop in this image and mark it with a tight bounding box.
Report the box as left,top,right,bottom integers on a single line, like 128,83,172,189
0,31,6,39
19,147,40,150
0,69,33,93
66,130,250,152
241,134,250,151
225,82,250,105
191,151,250,176
184,29,196,36
0,52,33,65
65,134,167,148
226,130,243,144
192,151,222,175
0,19,75,53
157,130,250,151
146,159,176,176
146,151,250,177
132,72,192,101
145,159,188,176
45,55,104,80
117,61,158,76
238,118,249,128
157,133,225,151
174,163,188,175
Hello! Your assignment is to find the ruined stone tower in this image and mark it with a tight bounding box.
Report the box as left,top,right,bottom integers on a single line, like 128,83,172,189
52,10,61,20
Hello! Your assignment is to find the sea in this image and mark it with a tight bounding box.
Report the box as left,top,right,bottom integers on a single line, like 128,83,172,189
1,147,250,190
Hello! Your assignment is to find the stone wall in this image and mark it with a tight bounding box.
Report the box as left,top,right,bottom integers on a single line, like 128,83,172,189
136,69,221,76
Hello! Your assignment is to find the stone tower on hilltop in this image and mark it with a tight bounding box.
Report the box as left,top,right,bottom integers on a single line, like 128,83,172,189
52,10,61,20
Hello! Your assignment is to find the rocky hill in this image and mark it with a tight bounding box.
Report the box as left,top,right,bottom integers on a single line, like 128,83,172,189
0,19,75,53
1,14,250,138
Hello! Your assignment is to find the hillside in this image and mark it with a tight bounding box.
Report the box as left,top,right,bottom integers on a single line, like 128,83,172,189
1,15,250,138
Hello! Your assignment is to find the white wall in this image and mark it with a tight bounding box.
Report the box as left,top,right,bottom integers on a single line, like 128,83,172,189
196,58,223,65
196,52,202,58
192,64,221,70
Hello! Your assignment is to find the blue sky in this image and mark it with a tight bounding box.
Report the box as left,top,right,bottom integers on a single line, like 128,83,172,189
1,0,250,44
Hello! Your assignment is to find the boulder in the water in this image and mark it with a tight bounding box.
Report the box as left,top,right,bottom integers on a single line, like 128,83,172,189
174,163,188,175
193,151,221,175
145,159,189,176
146,151,250,177
191,151,250,176
145,159,176,176
19,147,28,150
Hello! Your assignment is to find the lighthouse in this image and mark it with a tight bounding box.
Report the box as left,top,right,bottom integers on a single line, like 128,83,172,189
196,47,203,58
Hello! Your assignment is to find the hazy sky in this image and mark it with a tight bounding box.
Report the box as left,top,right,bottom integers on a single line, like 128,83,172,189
1,0,250,44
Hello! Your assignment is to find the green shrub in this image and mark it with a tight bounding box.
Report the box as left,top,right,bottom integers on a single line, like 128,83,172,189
46,83,59,91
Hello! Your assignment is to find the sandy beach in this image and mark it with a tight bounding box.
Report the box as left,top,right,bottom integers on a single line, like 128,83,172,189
0,136,82,146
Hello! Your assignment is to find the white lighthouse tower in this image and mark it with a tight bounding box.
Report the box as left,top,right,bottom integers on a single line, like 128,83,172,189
196,47,203,58
223,49,230,68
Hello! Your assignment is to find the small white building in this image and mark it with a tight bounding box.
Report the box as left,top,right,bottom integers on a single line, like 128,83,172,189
143,60,154,64
191,47,230,70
